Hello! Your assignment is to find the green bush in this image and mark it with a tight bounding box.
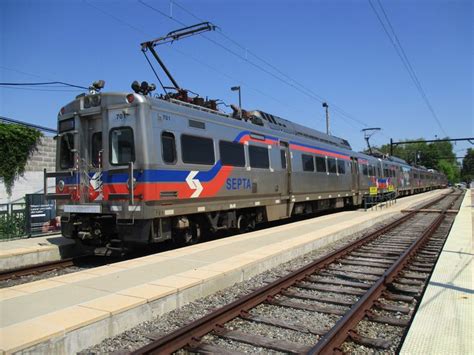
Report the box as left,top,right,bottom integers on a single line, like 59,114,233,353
0,213,26,239
0,123,43,196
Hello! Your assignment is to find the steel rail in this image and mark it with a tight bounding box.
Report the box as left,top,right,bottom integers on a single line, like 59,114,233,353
0,255,91,282
309,190,464,354
131,191,456,355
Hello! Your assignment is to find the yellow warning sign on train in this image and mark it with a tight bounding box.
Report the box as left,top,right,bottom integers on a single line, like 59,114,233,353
369,186,378,195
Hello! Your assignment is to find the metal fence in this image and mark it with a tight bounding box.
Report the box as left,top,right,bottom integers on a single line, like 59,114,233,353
363,191,397,211
0,194,59,240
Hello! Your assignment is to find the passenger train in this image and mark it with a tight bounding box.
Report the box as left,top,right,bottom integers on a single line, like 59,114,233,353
45,84,447,250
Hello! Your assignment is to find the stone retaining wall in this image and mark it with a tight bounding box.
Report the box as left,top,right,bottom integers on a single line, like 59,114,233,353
25,136,56,171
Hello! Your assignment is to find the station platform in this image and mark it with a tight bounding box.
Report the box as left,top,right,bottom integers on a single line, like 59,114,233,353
401,189,473,354
0,234,84,271
0,189,448,354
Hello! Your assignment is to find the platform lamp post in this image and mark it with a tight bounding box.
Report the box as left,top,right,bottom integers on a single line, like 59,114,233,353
322,102,330,135
231,86,242,118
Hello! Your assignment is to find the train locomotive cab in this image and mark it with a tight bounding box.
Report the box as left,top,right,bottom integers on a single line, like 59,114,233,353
45,87,150,250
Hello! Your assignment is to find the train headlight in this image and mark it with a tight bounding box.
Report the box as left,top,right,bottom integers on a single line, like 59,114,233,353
84,96,91,108
91,95,101,106
84,95,101,108
58,180,65,192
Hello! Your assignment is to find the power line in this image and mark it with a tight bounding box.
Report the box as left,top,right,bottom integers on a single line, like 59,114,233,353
83,0,316,120
140,0,371,131
0,65,44,79
368,0,448,137
0,81,88,90
87,0,366,134
84,0,147,36
0,86,79,92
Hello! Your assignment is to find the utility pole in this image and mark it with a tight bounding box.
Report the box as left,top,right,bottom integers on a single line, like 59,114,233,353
322,102,330,135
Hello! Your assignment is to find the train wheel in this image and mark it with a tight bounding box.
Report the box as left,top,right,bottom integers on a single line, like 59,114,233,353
237,214,255,233
174,223,201,246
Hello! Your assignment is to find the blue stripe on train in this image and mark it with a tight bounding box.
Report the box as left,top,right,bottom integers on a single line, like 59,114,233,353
61,161,223,184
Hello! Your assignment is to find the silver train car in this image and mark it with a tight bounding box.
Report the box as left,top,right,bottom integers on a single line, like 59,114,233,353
45,90,447,250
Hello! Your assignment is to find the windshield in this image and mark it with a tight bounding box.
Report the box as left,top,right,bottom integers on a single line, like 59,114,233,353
59,133,75,169
110,127,135,165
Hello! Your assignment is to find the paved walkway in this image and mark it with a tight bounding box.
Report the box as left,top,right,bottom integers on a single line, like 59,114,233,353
401,189,473,354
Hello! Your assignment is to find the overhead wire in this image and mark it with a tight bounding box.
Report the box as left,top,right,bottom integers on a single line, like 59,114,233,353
0,85,80,92
170,0,372,130
0,81,88,90
368,0,448,137
140,0,369,132
0,66,45,79
83,0,314,119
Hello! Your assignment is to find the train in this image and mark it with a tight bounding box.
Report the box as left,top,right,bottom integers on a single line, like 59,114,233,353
43,81,447,252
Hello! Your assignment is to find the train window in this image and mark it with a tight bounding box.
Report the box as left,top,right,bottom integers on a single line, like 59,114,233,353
337,160,345,174
302,154,314,172
219,140,245,167
280,150,287,169
328,158,337,174
161,132,176,164
384,168,389,177
249,145,269,169
60,133,75,169
362,164,368,176
58,118,75,132
91,132,102,168
110,127,135,165
315,156,326,173
181,134,214,165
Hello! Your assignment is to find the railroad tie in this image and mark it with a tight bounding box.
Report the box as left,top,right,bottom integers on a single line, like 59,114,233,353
214,327,312,354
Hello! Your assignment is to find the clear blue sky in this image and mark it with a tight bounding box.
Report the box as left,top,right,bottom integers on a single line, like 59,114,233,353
1,0,472,156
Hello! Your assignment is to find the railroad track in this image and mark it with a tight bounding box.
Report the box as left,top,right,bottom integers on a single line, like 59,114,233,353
0,255,96,282
0,243,167,284
131,190,464,354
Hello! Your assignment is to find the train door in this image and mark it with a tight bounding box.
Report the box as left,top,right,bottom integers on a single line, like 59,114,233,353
279,141,292,198
351,157,359,194
79,114,103,202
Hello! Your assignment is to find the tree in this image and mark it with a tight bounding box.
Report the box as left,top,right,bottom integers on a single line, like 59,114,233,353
461,148,474,183
375,138,460,182
0,123,43,196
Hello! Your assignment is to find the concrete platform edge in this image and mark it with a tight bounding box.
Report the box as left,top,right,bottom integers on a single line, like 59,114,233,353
0,236,85,271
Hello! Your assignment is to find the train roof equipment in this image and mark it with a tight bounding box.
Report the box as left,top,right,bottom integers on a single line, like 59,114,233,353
140,22,217,104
